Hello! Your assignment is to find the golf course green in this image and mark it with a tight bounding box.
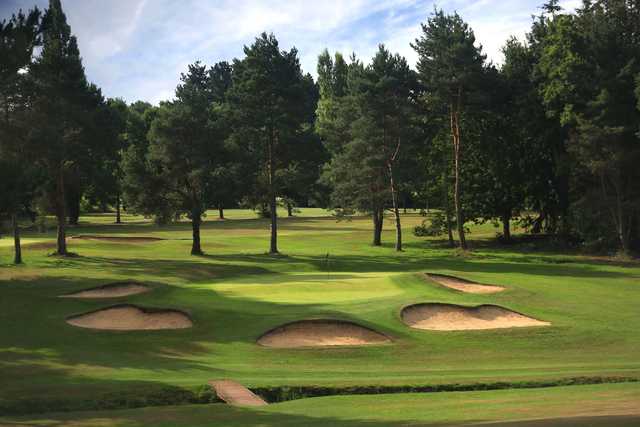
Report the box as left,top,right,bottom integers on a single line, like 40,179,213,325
1,209,639,425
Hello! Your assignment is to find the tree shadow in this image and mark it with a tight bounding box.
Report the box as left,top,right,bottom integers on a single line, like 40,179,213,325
2,404,639,427
197,252,632,280
0,273,394,411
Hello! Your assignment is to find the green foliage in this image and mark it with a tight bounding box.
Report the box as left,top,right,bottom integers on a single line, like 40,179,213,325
320,45,419,247
537,0,640,253
413,8,486,108
0,385,219,416
0,7,41,211
227,33,317,252
413,212,449,237
121,102,178,225
413,8,487,250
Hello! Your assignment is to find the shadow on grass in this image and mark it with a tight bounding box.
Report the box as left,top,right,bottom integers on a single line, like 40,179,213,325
2,405,639,427
33,247,633,288
196,252,632,280
0,273,390,411
406,237,640,268
30,215,368,237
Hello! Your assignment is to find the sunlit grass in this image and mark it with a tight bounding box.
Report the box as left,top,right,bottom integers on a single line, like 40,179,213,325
0,208,638,417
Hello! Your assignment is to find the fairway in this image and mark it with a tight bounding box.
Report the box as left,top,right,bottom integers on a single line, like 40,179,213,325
2,1,639,424
1,209,639,424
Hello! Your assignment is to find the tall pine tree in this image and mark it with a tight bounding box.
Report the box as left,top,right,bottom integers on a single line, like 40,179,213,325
413,9,486,250
227,33,314,254
0,7,41,264
30,0,91,255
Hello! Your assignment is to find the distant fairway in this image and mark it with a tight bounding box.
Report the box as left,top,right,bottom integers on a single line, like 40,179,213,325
1,209,639,423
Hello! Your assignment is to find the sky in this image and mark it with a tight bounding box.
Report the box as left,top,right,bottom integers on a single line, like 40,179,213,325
1,0,580,104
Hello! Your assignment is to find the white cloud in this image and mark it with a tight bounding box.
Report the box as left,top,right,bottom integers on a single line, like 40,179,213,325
4,0,579,103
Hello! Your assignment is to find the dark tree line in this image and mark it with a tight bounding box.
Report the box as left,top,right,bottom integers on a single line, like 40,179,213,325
2,0,639,263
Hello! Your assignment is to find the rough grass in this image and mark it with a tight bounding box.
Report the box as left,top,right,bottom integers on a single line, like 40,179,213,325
1,208,639,420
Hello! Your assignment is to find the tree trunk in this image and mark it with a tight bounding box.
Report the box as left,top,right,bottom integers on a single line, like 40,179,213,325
372,208,383,246
612,176,630,256
443,171,455,247
388,165,402,251
218,203,224,220
268,129,278,254
115,192,122,224
601,172,630,256
12,213,22,265
532,211,545,234
451,103,467,250
67,194,80,226
287,202,293,217
191,210,203,255
55,164,68,255
502,212,512,243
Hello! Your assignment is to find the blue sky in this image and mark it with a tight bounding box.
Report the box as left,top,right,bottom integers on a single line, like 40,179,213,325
2,0,579,104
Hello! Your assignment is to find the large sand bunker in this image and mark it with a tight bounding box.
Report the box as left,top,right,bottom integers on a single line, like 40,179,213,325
60,282,151,299
425,273,505,294
401,303,550,331
71,235,164,243
257,319,391,348
66,304,192,330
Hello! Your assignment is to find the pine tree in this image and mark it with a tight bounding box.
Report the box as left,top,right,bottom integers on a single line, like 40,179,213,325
321,46,418,249
0,7,41,264
227,33,314,254
413,9,486,250
538,0,640,254
30,0,90,255
146,61,226,255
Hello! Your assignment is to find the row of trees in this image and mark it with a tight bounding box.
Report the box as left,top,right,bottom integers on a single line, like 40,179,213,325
1,1,125,262
121,35,323,255
2,0,639,263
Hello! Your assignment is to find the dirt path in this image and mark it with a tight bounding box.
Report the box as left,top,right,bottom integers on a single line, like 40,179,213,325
209,380,267,407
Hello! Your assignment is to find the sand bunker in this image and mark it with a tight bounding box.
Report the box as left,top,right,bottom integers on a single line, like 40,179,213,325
425,273,505,294
23,241,59,250
60,282,151,299
401,303,550,331
71,235,163,243
66,304,192,330
257,319,391,348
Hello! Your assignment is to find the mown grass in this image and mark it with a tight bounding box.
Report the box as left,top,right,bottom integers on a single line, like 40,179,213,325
3,382,639,426
0,208,639,420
